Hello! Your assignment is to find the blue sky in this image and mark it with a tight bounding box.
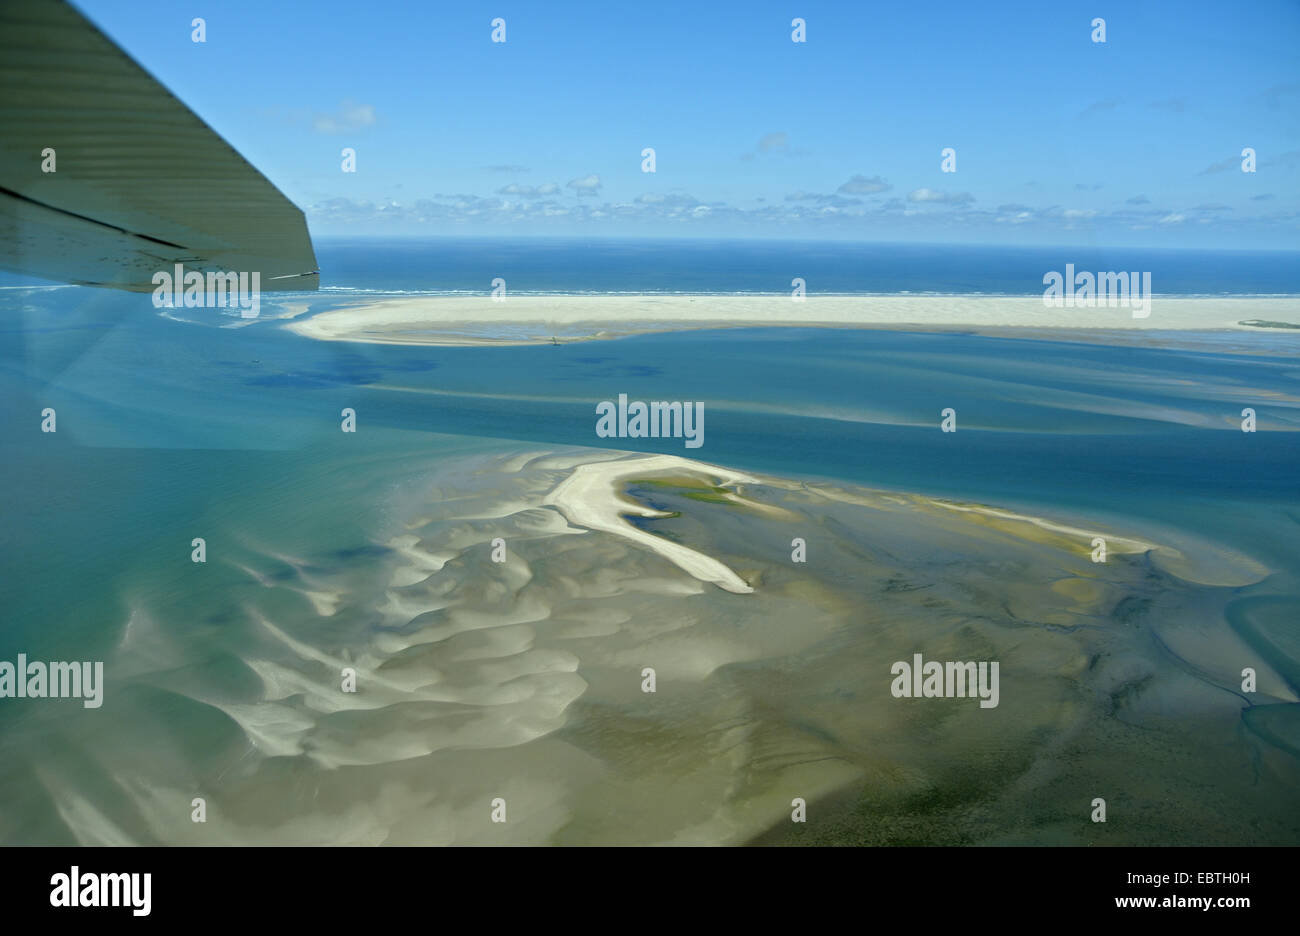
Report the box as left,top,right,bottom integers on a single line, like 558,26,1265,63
78,0,1300,247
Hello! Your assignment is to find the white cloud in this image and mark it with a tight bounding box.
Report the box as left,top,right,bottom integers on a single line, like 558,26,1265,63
312,100,376,134
567,174,603,196
907,187,974,205
305,190,1295,239
838,174,891,194
497,182,559,197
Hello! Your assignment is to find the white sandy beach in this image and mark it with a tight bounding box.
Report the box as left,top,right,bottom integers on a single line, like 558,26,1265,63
543,452,759,594
284,294,1300,347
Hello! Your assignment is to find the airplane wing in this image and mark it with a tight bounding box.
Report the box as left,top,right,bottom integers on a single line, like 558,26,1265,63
0,0,319,292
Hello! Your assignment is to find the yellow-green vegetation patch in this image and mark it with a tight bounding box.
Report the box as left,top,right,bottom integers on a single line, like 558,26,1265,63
683,491,736,505
627,474,727,491
627,475,741,506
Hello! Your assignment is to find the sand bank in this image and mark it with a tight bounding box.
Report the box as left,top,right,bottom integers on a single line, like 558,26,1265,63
84,446,1299,845
543,452,758,594
284,294,1300,347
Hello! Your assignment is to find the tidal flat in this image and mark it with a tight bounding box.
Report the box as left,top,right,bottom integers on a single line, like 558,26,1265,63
2,282,1298,844
9,447,1295,845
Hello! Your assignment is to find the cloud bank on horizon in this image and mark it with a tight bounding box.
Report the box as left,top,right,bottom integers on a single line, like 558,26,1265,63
79,0,1300,248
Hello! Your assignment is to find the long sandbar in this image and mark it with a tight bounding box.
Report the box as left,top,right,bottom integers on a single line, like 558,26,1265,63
285,294,1300,347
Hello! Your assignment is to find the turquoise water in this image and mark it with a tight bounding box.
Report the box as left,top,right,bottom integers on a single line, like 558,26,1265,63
1,276,1298,844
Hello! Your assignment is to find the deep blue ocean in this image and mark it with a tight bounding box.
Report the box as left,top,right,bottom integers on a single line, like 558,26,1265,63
307,238,1300,296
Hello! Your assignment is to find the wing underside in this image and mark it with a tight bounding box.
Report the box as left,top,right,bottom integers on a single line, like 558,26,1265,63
0,0,318,292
